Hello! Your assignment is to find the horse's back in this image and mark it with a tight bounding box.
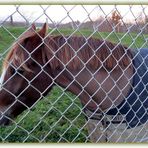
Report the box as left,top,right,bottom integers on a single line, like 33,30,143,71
107,48,148,128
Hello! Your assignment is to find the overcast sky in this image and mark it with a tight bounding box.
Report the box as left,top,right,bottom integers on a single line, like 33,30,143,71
0,5,147,24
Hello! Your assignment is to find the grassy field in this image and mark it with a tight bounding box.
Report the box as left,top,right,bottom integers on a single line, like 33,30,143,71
0,26,148,142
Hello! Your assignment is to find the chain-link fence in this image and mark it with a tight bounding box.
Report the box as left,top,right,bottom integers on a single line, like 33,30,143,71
0,4,148,143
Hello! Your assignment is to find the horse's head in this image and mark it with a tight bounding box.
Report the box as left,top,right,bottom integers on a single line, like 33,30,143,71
0,23,54,125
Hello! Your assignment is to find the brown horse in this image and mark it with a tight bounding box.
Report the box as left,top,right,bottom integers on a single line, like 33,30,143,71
0,23,134,125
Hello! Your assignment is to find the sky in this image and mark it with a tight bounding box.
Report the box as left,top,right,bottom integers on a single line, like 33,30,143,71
0,5,147,24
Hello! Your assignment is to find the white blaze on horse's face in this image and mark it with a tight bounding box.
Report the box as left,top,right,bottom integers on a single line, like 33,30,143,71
0,68,6,90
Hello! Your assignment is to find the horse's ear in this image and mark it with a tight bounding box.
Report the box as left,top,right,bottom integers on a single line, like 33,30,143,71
20,23,48,52
18,23,36,41
37,23,48,38
31,23,36,31
28,23,36,32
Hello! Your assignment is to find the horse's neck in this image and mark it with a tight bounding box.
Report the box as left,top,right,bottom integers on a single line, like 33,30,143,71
54,66,133,112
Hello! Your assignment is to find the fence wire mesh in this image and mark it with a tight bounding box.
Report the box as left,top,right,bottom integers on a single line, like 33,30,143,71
0,4,148,143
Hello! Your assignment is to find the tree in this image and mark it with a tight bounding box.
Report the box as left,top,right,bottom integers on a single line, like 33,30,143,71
144,15,148,33
111,10,122,32
10,15,14,26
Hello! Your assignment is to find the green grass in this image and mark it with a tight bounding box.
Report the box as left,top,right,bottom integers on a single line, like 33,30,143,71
0,87,87,142
0,26,147,142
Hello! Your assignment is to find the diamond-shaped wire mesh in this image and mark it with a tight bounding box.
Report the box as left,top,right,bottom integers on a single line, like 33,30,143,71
0,5,148,143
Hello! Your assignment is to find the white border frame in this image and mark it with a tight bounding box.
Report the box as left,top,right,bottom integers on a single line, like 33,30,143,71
0,0,147,5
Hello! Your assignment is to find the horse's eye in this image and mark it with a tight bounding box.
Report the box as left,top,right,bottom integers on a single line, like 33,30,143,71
17,68,24,74
10,67,15,75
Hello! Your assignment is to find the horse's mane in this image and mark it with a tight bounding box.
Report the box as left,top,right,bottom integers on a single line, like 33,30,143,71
3,42,31,72
3,35,133,72
45,35,133,71
3,24,37,72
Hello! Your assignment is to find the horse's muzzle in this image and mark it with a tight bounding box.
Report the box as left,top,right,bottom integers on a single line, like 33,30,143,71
0,113,11,126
